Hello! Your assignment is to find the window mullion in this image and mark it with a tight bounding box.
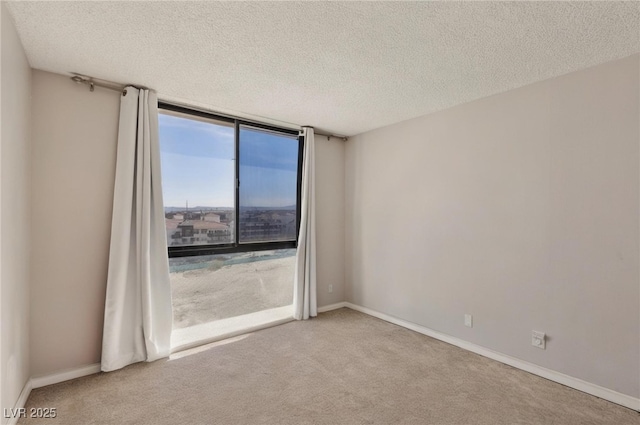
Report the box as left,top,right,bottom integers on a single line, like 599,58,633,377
234,120,240,247
296,134,304,240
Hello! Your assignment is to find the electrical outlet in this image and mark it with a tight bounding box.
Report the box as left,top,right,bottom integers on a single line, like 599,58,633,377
328,284,333,293
532,331,546,349
464,314,473,328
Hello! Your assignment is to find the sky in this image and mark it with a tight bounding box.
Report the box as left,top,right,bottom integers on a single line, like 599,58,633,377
159,112,299,209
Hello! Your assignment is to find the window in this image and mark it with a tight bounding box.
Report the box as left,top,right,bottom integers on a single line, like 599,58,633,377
158,103,302,258
239,125,300,243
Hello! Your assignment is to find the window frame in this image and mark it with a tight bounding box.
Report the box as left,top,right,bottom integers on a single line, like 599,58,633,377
159,102,304,258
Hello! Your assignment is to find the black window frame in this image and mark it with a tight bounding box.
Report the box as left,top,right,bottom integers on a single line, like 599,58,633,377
159,102,304,258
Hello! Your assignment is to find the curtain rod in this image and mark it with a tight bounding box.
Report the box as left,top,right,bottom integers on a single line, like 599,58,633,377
70,74,148,94
304,128,348,141
69,74,348,141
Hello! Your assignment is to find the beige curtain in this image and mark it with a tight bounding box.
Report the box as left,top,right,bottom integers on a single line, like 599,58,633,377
102,87,173,372
293,127,317,320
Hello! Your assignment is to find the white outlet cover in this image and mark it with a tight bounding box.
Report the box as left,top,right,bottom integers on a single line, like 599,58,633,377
464,314,473,328
532,331,546,349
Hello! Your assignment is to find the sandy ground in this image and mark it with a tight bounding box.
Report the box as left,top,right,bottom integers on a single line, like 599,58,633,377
170,251,295,329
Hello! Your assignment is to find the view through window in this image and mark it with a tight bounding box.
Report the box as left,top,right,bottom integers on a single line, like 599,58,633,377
159,109,301,251
158,106,302,344
239,125,299,243
159,112,236,247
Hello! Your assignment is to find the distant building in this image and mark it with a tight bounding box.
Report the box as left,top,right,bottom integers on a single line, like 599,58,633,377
203,213,221,223
165,212,184,220
165,208,293,245
239,210,296,242
166,217,232,246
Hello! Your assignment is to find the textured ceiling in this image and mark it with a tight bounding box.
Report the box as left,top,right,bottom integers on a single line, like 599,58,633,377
5,1,640,136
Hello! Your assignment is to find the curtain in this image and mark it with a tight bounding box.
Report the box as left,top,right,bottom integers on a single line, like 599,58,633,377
101,87,173,372
293,127,317,320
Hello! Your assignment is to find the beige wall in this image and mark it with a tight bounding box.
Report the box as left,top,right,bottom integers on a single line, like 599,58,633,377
29,71,346,376
1,5,32,420
345,54,640,398
30,70,120,376
315,135,345,307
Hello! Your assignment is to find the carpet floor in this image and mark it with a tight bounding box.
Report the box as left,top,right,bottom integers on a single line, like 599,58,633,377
19,308,639,424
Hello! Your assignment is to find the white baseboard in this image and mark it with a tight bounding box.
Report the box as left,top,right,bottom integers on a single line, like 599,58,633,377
317,302,347,313
10,303,638,414
5,364,100,424
5,380,33,425
19,303,343,393
31,363,101,389
344,302,640,412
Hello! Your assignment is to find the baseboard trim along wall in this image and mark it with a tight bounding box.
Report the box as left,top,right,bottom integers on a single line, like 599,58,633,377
7,301,637,418
343,302,640,412
5,380,33,425
6,363,101,425
11,305,347,403
30,363,101,389
317,302,348,313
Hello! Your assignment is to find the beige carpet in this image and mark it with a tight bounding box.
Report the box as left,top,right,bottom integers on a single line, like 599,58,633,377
20,309,639,425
